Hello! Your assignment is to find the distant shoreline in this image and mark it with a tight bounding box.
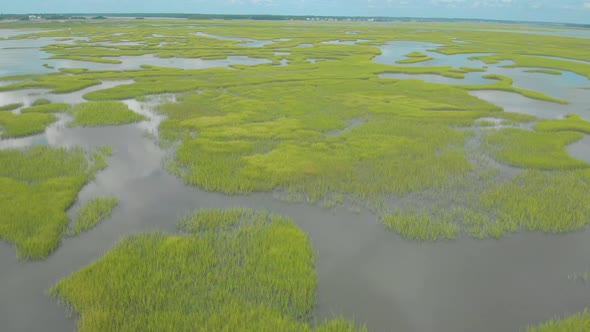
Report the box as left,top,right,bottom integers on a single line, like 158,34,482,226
0,13,589,28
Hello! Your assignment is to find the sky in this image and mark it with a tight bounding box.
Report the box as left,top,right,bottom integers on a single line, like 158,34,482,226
2,0,590,24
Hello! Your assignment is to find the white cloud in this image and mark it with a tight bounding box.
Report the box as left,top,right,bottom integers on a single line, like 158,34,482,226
584,2,590,9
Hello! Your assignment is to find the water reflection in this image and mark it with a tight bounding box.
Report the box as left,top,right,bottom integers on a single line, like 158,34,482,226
0,34,272,76
375,41,590,119
194,31,274,47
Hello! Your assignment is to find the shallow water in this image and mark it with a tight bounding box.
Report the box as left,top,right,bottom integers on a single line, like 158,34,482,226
61,54,272,71
567,135,590,165
0,33,271,76
0,80,133,108
470,90,590,120
529,55,590,65
320,39,370,45
194,31,274,47
374,41,492,68
0,37,64,76
374,41,590,119
379,72,495,85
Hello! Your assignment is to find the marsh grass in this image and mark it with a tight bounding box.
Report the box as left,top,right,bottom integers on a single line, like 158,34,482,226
524,310,590,332
0,103,23,111
396,51,433,64
68,197,118,236
32,98,51,106
483,128,588,170
523,69,562,75
68,101,146,127
50,209,366,331
534,114,590,135
156,79,501,202
382,209,459,241
0,112,56,138
382,169,590,240
0,146,110,260
21,103,70,114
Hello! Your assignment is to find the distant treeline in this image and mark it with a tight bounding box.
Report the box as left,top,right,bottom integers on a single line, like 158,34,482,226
0,13,588,28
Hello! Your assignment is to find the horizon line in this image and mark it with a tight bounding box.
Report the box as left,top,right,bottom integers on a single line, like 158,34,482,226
1,13,589,27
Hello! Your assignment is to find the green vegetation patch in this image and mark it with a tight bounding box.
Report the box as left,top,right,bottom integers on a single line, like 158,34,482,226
0,75,100,94
68,197,118,236
524,310,590,332
383,170,590,240
68,101,146,127
0,146,109,260
0,112,56,138
382,209,459,241
396,51,433,64
21,103,70,114
32,98,51,106
534,114,590,135
483,128,588,170
523,69,562,76
0,103,23,111
481,170,590,234
158,78,507,202
50,209,365,331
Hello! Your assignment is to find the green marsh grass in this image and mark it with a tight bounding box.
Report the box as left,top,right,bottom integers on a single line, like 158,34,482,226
0,76,101,94
524,310,590,332
534,114,590,135
50,209,366,331
0,146,110,260
382,209,459,241
396,51,433,64
68,197,118,236
0,112,56,138
155,78,503,201
21,103,70,114
0,103,23,111
483,128,588,170
523,69,562,75
382,170,590,240
68,101,146,127
32,98,51,106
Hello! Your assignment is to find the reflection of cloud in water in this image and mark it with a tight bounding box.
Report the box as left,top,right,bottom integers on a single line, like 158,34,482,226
0,113,70,150
52,55,271,71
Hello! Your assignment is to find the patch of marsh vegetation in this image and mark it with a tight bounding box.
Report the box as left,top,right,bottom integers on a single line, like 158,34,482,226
396,51,433,64
483,128,588,170
523,69,562,76
534,114,590,135
50,209,366,332
0,111,57,138
158,79,503,201
68,197,118,236
0,146,111,260
524,310,590,332
68,101,146,127
382,169,590,240
0,103,23,111
21,102,70,114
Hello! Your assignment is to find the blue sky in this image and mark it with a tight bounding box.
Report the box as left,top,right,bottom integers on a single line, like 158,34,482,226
3,0,590,24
